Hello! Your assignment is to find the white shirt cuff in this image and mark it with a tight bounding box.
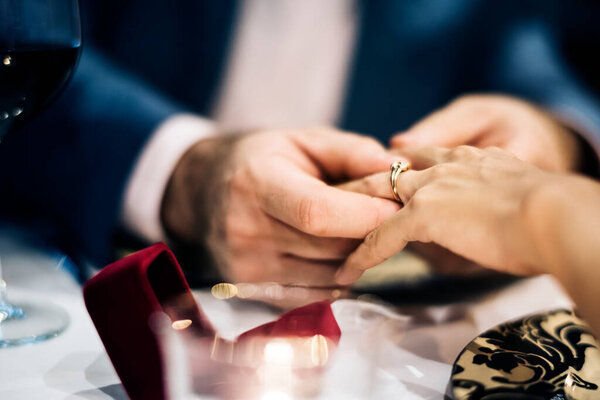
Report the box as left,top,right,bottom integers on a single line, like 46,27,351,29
121,114,216,243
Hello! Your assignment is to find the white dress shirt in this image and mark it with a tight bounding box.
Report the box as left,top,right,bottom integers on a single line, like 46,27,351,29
121,0,358,242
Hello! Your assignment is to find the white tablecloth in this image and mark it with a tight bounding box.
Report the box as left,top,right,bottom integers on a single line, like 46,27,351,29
0,232,573,400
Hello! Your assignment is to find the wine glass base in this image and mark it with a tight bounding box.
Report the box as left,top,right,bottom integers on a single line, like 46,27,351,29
0,301,70,348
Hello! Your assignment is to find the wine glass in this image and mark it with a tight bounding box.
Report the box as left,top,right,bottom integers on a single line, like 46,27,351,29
0,0,81,346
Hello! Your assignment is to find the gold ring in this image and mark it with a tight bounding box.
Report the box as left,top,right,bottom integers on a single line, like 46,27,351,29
390,161,411,203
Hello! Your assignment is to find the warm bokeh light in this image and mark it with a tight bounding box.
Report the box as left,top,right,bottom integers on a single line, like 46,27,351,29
211,282,238,299
264,340,294,362
210,334,234,363
235,282,257,299
262,340,293,398
171,319,192,330
265,283,285,300
310,334,329,366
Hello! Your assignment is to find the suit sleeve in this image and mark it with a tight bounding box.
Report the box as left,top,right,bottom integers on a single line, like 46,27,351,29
0,46,185,265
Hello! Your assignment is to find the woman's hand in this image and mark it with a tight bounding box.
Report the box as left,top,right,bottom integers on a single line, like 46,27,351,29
335,146,555,285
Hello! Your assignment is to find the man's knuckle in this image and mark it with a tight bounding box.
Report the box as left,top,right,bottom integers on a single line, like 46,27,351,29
454,93,493,106
230,168,249,192
297,197,327,235
453,94,478,107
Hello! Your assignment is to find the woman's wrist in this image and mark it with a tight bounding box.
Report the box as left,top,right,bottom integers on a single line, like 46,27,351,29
521,173,600,279
521,174,600,333
519,174,567,277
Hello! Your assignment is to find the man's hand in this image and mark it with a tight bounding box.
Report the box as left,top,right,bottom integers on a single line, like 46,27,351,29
162,127,400,293
391,94,583,172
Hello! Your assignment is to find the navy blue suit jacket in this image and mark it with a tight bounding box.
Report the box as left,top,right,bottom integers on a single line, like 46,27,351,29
1,0,599,268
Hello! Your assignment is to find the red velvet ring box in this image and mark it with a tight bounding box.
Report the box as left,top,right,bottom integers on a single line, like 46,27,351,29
83,243,341,400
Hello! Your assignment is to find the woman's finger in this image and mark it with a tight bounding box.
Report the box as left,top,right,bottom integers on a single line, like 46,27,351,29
335,209,421,285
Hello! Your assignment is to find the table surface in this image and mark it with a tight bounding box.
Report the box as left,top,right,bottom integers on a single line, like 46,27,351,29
0,231,573,400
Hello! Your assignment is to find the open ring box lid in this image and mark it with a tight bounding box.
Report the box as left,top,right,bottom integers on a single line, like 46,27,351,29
82,243,341,400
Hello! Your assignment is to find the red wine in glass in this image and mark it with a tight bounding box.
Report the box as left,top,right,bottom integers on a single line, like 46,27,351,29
0,0,81,347
0,46,80,139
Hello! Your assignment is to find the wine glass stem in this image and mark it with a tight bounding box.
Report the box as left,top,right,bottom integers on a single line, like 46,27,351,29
0,258,25,322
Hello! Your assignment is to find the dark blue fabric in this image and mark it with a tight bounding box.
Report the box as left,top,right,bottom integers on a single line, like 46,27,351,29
79,0,239,116
0,48,179,262
342,0,600,144
1,0,599,266
0,0,239,263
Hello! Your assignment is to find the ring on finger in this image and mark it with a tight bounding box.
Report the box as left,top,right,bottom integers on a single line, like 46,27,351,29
390,161,411,204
